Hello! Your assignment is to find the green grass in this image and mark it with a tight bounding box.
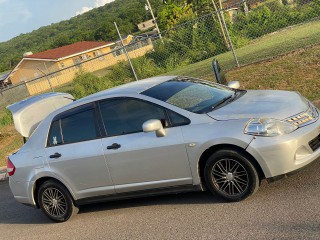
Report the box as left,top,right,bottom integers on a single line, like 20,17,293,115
227,44,320,101
166,19,320,78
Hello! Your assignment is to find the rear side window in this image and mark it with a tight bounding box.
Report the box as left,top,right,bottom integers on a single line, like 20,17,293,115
48,121,62,146
47,104,99,146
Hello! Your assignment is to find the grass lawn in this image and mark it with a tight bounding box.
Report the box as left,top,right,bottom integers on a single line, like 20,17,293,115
226,44,320,101
167,19,320,78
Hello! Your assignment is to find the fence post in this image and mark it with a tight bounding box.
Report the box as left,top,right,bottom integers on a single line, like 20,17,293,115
211,0,230,50
37,67,54,92
218,8,240,67
114,22,139,81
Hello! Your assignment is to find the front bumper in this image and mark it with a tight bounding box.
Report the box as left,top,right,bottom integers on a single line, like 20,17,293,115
246,117,320,179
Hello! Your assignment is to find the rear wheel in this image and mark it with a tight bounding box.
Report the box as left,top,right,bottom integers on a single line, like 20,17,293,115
204,149,260,201
38,180,78,222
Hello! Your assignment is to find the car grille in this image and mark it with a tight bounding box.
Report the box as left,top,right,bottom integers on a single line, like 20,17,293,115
309,134,320,152
286,104,319,127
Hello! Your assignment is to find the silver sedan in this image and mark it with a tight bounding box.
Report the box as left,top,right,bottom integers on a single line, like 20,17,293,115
7,76,320,222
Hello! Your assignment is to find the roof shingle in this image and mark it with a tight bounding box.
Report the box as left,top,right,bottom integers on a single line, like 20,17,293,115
26,41,113,60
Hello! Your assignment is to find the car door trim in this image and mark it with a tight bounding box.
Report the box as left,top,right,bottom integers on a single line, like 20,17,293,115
75,184,201,206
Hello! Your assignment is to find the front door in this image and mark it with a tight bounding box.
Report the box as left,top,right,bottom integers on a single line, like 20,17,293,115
98,98,193,193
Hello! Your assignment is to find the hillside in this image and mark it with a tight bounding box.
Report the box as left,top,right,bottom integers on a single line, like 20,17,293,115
0,0,164,73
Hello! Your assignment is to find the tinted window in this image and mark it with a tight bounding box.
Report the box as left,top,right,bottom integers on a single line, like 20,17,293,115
60,108,98,144
99,98,167,136
48,120,62,146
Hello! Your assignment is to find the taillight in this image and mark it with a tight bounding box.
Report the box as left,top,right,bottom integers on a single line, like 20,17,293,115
7,157,16,176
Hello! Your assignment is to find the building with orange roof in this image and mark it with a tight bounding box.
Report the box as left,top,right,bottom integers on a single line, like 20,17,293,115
5,35,153,95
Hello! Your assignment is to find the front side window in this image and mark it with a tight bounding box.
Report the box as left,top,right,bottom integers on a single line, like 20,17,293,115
99,98,167,137
167,110,190,127
47,105,98,146
61,109,98,144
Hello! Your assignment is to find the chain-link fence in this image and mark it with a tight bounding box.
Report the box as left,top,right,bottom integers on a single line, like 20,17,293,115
1,0,319,108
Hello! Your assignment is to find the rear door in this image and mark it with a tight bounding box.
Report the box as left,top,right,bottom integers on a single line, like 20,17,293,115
98,98,193,193
45,103,115,199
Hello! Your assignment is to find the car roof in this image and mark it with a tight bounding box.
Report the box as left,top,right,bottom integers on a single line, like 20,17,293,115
76,75,176,104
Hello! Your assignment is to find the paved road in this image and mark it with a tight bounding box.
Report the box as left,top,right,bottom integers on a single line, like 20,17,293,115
0,160,320,240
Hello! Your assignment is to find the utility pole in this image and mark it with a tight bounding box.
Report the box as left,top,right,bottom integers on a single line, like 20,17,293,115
145,0,162,40
218,10,239,67
114,22,139,81
211,0,230,50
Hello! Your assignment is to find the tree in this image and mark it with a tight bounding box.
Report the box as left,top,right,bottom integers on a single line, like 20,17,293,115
158,1,196,29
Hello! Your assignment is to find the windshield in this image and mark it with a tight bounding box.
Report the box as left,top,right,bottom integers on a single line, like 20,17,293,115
142,77,235,114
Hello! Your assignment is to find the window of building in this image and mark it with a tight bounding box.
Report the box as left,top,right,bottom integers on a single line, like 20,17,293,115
93,51,101,57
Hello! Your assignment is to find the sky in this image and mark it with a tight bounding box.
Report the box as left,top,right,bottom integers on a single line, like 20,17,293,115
0,0,115,43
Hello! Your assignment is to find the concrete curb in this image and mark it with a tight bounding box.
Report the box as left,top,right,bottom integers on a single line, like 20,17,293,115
0,167,8,182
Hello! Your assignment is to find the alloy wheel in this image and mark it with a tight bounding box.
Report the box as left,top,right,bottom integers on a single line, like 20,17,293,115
42,187,67,217
211,158,249,196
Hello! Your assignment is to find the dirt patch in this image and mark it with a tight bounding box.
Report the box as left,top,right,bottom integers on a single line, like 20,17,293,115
313,100,320,109
0,125,23,166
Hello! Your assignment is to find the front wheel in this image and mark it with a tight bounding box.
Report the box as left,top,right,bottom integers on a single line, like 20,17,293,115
204,149,260,202
38,180,79,222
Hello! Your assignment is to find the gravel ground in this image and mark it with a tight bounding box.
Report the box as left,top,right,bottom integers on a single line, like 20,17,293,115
0,159,319,240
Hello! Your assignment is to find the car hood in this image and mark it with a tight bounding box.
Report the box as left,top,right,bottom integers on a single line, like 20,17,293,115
207,90,308,121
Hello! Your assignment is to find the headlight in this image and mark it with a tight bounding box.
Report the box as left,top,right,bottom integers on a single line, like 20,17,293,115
244,118,298,137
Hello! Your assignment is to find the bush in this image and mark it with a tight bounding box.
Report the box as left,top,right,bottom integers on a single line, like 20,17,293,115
71,71,114,99
0,108,13,128
233,0,320,39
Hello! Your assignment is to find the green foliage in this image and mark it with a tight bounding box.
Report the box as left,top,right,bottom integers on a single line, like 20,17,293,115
158,1,196,29
233,0,320,39
0,108,13,128
103,61,135,85
71,64,136,99
71,71,113,98
132,57,162,79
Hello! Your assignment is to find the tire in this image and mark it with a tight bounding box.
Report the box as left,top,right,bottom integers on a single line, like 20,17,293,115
204,149,260,202
38,180,79,222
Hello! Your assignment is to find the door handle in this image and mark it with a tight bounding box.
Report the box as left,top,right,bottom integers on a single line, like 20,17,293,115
49,152,62,159
107,143,121,150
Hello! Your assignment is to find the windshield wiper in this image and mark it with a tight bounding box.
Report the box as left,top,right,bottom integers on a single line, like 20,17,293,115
211,95,233,109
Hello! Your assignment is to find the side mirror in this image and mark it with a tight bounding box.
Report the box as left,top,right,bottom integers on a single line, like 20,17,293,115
142,119,166,137
212,59,227,85
228,81,240,89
